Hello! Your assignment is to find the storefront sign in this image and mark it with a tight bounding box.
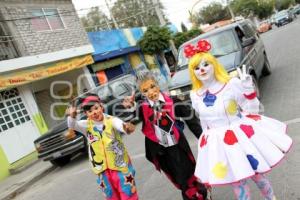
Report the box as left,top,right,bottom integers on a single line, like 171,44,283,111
0,55,93,90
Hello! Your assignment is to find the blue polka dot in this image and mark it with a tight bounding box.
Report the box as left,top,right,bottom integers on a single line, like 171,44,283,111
247,154,259,170
203,91,217,107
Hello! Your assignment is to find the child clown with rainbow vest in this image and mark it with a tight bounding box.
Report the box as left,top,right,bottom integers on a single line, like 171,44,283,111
67,93,138,200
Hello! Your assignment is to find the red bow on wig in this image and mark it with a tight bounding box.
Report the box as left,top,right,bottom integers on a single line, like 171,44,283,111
184,39,211,58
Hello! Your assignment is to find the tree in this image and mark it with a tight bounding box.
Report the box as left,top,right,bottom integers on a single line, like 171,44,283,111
180,22,188,32
189,11,201,28
111,0,168,28
138,26,171,54
194,2,231,25
172,28,203,48
275,0,293,11
230,0,274,19
230,0,259,18
80,7,110,32
138,25,171,66
173,32,189,49
256,0,274,19
186,28,202,39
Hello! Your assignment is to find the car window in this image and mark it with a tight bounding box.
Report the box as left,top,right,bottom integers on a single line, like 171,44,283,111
94,85,111,103
110,82,130,98
275,11,288,19
241,24,255,38
177,30,239,69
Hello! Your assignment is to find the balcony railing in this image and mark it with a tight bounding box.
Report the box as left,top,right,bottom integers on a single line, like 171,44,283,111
0,36,20,61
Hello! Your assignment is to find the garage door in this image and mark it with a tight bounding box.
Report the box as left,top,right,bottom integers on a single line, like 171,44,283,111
0,88,40,163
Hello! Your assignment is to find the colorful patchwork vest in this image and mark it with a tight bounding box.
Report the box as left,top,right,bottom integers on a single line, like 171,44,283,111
86,116,130,175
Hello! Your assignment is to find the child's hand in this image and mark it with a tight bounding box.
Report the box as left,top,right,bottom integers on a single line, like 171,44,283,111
130,91,135,101
66,106,77,118
123,122,135,134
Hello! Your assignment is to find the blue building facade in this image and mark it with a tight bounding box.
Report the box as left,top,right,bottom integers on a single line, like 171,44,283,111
87,26,177,87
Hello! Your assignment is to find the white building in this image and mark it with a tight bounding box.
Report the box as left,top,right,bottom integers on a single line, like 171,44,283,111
0,0,95,180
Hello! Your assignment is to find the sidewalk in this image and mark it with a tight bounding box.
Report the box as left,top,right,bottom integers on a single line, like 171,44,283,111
0,160,55,200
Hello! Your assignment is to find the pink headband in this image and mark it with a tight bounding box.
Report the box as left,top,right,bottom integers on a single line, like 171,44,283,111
81,96,101,107
184,39,211,58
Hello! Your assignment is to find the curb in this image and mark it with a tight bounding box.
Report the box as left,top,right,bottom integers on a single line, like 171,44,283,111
9,160,39,175
0,165,56,200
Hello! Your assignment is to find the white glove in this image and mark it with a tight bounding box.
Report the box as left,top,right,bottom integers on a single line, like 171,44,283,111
237,65,254,89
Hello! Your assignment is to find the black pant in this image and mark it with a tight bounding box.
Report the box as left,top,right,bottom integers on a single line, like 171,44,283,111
145,135,207,200
157,145,207,200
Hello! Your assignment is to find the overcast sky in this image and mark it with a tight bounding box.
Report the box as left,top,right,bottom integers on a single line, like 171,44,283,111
72,0,221,30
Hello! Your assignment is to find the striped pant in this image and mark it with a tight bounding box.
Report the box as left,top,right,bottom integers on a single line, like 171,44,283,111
231,174,276,200
97,164,138,200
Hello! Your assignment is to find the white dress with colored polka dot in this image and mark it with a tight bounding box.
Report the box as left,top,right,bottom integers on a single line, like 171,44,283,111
191,77,293,186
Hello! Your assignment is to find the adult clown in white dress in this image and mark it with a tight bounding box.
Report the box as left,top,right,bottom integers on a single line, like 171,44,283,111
185,40,293,200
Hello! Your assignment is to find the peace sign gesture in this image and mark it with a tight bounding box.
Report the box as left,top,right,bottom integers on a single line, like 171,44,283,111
236,65,253,89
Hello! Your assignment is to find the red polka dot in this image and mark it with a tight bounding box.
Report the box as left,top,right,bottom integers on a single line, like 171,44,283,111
200,135,208,148
240,124,255,138
246,114,261,121
224,130,238,145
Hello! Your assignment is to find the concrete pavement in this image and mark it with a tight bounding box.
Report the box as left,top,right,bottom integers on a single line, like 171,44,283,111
2,17,300,200
0,160,55,200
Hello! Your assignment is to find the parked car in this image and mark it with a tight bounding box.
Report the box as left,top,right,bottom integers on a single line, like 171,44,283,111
169,19,271,101
292,4,300,15
34,121,86,166
34,74,139,166
257,20,272,33
80,74,141,122
270,15,276,25
274,10,294,27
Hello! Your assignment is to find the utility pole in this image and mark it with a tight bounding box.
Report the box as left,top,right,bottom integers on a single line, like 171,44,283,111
190,0,203,27
152,0,178,61
104,17,111,30
104,0,119,29
226,0,235,20
140,15,146,27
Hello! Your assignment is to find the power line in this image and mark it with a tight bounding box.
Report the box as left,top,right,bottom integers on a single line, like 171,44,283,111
0,0,186,41
104,0,118,29
0,1,118,16
152,0,178,59
0,8,94,22
82,5,159,30
0,1,158,22
0,5,162,41
5,5,156,32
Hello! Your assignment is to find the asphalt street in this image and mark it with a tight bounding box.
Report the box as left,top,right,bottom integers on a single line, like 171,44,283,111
15,18,300,200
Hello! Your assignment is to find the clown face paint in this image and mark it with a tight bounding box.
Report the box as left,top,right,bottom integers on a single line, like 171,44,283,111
85,103,104,122
139,79,160,102
194,59,214,82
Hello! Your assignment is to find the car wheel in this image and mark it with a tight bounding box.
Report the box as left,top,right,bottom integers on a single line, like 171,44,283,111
262,54,271,76
50,155,71,167
251,75,260,99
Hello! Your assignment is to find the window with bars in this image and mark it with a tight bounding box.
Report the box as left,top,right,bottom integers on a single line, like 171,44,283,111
0,88,31,133
30,8,65,31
